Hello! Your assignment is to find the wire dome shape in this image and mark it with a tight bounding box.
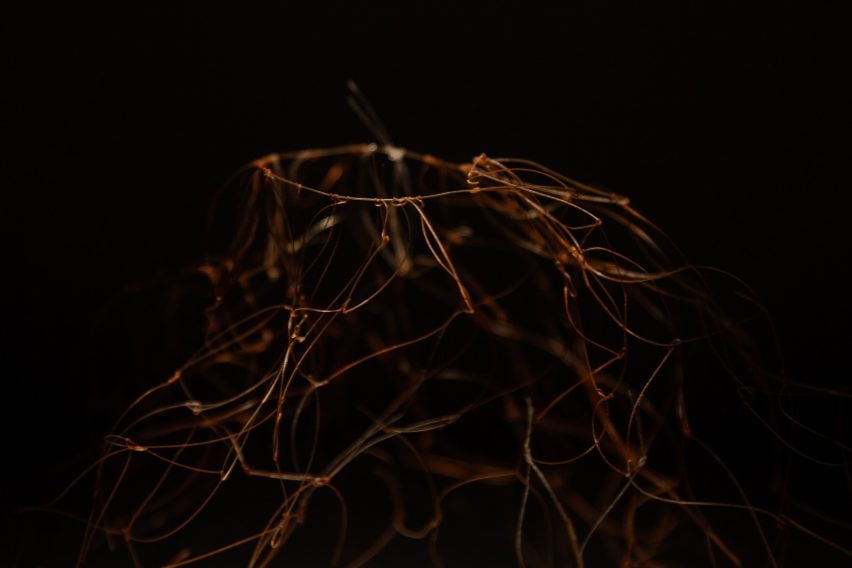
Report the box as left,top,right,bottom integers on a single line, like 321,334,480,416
51,98,850,567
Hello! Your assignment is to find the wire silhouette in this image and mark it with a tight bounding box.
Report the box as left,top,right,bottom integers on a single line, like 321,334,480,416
47,88,851,567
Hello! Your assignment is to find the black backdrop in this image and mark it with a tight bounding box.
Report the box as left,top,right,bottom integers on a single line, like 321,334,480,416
4,1,849,565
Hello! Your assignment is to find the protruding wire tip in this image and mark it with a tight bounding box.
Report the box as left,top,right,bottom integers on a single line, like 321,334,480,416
345,80,393,146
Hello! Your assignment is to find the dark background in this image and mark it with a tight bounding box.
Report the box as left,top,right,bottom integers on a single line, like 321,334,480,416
4,1,849,565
